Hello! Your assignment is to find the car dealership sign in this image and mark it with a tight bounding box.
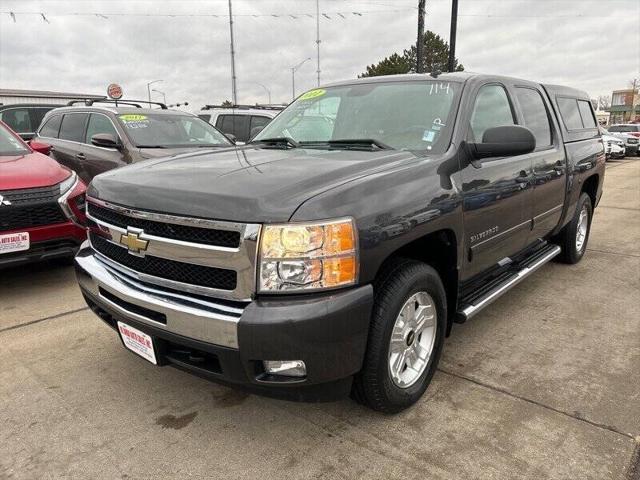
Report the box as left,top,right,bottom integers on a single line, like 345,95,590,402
107,83,123,100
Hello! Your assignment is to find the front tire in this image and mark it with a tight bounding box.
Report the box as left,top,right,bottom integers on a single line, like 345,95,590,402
353,259,446,413
555,192,593,264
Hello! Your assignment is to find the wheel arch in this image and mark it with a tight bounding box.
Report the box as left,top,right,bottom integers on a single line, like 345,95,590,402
581,173,599,208
373,229,459,336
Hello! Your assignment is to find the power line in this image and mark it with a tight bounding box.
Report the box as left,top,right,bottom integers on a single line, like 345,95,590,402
0,8,418,21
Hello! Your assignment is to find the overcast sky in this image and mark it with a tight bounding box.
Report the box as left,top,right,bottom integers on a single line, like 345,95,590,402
0,0,638,112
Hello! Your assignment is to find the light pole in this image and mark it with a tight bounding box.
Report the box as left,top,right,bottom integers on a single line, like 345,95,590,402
247,82,272,104
152,89,166,104
147,79,163,105
290,57,311,101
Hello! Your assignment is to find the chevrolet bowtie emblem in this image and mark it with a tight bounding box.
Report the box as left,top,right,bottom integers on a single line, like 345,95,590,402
120,228,149,255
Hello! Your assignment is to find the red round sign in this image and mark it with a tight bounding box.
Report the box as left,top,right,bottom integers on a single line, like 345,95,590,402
107,83,123,100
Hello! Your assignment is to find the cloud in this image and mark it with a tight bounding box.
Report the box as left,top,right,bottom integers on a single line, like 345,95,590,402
0,0,638,112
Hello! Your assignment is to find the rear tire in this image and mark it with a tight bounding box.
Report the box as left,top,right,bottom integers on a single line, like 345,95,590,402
353,259,446,413
555,192,593,264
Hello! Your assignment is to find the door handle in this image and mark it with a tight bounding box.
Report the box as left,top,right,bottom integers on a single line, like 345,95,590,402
554,161,565,175
75,153,86,160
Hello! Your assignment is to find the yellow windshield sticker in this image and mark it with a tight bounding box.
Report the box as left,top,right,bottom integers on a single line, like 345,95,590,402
299,89,326,100
119,114,148,121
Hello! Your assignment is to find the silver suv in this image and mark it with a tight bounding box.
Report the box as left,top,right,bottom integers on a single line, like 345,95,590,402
197,104,284,143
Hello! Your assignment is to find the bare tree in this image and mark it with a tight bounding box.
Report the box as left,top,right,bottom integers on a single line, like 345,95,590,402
596,95,611,110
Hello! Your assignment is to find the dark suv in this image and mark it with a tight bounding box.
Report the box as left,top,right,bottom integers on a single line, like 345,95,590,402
34,101,233,184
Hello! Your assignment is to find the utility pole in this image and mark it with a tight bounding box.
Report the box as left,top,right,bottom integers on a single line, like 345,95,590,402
228,0,238,104
316,0,321,86
447,0,458,72
416,0,425,73
631,78,638,122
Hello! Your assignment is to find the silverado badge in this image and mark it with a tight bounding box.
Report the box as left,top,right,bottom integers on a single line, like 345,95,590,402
120,228,149,255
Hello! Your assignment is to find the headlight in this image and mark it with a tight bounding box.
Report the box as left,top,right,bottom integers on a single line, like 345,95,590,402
59,171,77,194
258,218,358,292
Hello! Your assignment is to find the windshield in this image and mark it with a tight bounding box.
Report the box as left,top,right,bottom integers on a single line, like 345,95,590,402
253,80,460,152
117,113,232,148
0,124,29,156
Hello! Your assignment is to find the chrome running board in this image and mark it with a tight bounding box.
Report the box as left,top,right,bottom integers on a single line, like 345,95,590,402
457,244,561,322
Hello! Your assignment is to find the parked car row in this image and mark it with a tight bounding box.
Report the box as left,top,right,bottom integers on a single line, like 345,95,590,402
0,99,285,268
34,100,234,184
604,124,640,156
1,91,638,272
600,128,627,159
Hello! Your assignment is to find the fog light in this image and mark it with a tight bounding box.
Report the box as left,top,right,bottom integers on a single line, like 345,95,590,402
263,360,306,377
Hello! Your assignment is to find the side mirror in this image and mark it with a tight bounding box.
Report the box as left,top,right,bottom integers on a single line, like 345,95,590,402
91,133,120,149
224,133,237,144
29,140,52,155
469,125,536,160
249,126,265,141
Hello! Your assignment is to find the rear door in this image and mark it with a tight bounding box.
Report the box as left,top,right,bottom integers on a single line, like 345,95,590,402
513,85,566,243
460,82,534,279
50,112,89,179
82,113,127,182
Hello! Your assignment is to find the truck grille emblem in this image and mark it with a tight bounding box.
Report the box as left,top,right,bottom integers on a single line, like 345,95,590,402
0,194,11,206
120,228,149,255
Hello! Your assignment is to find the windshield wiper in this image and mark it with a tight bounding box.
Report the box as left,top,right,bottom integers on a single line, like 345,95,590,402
136,145,168,149
251,137,300,149
301,139,394,150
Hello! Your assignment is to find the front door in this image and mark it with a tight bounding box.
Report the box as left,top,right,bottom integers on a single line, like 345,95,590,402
82,113,127,182
460,83,534,279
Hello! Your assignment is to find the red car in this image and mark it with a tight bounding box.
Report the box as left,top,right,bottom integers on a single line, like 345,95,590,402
0,121,87,268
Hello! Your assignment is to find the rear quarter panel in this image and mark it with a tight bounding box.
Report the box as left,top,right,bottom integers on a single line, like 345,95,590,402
542,85,606,231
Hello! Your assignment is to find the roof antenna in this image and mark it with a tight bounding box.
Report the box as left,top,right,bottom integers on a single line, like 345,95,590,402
430,70,441,78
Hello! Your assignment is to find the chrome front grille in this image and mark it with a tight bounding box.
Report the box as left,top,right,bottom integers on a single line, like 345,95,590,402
86,197,260,301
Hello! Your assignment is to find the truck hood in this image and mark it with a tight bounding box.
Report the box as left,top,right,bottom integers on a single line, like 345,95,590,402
137,145,228,160
89,146,417,222
0,152,71,190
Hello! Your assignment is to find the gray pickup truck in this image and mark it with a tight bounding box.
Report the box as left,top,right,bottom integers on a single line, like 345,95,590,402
75,73,605,412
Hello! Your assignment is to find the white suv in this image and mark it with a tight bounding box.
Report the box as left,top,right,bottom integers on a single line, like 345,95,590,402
197,105,284,143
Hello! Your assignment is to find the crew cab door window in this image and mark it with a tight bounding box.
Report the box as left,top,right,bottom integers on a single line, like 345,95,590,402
85,114,119,144
556,98,583,130
59,113,88,143
515,87,552,148
577,100,597,128
39,114,62,138
469,85,515,142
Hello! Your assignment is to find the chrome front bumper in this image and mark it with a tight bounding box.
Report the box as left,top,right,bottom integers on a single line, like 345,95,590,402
75,243,244,348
